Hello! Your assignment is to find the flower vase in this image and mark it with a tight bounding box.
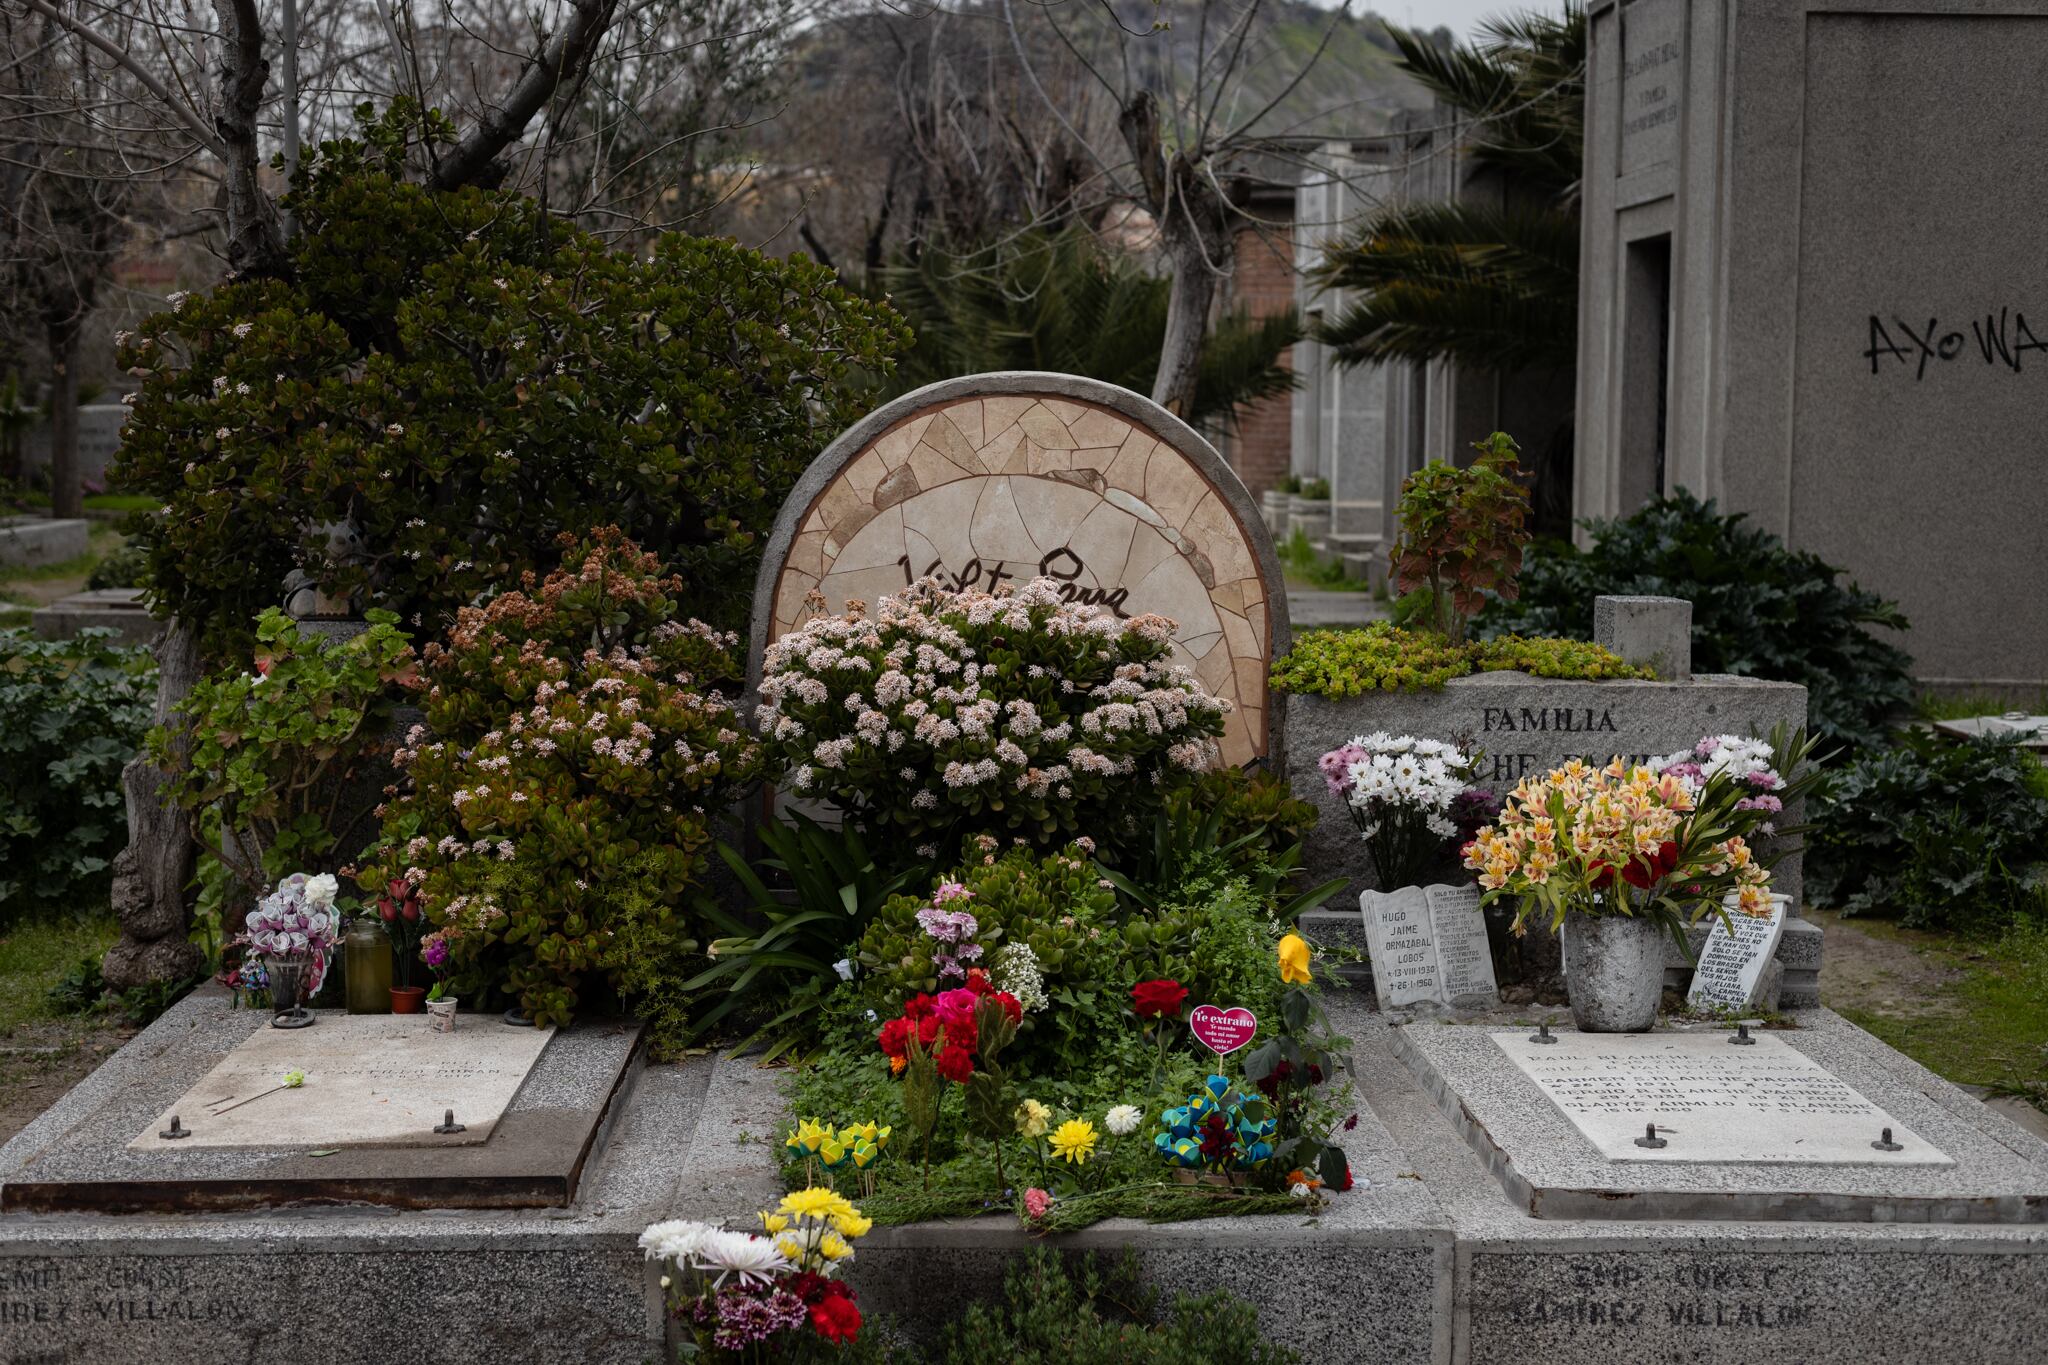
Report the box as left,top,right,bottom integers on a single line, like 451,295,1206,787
390,985,427,1014
264,955,317,1029
1560,910,1665,1032
343,921,393,1014
426,997,458,1033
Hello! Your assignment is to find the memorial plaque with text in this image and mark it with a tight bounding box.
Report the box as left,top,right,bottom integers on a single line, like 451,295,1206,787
1493,1031,1952,1165
1362,883,1499,1010
1687,895,1788,1011
131,1016,554,1149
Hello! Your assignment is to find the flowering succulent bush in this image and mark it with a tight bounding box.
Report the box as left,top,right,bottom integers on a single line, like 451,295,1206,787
642,1186,871,1357
361,533,772,1029
1319,733,1477,888
757,577,1228,864
239,873,343,992
1464,759,1773,942
112,110,906,652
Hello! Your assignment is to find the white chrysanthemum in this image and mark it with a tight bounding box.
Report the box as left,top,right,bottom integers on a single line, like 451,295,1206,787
692,1230,792,1287
638,1218,717,1264
1105,1104,1144,1136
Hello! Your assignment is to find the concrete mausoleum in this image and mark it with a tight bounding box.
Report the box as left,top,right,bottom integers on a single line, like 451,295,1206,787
1575,0,2048,695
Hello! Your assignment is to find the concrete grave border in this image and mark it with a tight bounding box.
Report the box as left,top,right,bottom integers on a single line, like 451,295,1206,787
744,372,1293,765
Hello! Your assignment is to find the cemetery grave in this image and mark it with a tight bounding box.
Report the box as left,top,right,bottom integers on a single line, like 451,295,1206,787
4,373,2046,1365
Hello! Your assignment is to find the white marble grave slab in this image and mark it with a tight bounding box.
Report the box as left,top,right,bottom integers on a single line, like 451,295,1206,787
1687,894,1787,1011
130,1015,554,1149
1492,1030,1953,1165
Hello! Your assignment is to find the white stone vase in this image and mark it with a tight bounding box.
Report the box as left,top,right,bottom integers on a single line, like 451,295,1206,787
1561,910,1665,1032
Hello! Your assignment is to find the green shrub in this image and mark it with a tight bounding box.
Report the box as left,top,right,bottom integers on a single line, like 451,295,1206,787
1269,621,1648,698
0,628,157,924
85,540,150,591
1297,477,1330,501
938,1250,1299,1364
360,532,771,1031
1389,431,1530,643
1808,733,2048,930
153,608,416,904
759,578,1228,867
1473,491,1914,750
111,107,908,652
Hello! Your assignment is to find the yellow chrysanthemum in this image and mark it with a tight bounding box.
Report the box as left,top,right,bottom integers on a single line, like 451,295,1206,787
778,1187,855,1221
759,1212,789,1235
818,1231,852,1261
1048,1118,1098,1164
830,1210,872,1239
775,1234,803,1263
1014,1099,1051,1138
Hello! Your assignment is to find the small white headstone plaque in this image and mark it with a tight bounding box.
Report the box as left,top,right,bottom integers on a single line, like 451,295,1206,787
1361,883,1499,1010
1687,893,1788,1011
130,1015,554,1149
1492,1030,1953,1165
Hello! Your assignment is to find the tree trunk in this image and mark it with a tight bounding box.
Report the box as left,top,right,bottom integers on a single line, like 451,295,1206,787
209,0,288,279
46,320,81,518
1153,228,1218,419
102,622,205,990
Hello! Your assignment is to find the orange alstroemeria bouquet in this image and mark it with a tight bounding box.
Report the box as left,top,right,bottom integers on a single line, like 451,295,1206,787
1463,758,1774,952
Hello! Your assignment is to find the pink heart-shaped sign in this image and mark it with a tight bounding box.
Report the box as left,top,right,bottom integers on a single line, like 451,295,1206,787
1188,1004,1258,1055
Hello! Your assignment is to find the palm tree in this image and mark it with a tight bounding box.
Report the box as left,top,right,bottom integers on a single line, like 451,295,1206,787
881,225,1299,430
1311,7,1585,372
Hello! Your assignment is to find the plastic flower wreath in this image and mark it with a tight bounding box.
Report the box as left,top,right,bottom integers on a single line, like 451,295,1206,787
1154,1076,1277,1173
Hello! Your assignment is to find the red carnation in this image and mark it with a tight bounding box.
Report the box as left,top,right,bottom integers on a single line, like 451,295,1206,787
809,1293,862,1344
877,1017,911,1060
934,1041,976,1083
902,994,936,1021
994,991,1023,1026
1131,979,1189,1020
964,968,996,996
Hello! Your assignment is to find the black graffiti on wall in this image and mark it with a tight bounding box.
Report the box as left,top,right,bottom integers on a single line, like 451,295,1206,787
1865,309,2048,379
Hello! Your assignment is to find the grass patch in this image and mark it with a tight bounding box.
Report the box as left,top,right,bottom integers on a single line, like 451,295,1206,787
1834,917,2048,1108
83,494,156,513
1278,528,1371,592
1918,690,2048,720
0,912,119,1036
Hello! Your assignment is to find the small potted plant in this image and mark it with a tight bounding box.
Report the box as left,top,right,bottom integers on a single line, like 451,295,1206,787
422,934,457,1032
376,877,429,1013
239,873,342,1029
1465,760,1775,1031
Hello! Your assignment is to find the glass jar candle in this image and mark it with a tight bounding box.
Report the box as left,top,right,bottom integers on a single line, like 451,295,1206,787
344,919,393,1013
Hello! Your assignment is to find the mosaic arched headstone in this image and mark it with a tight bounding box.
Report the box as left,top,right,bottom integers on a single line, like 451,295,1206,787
748,373,1290,766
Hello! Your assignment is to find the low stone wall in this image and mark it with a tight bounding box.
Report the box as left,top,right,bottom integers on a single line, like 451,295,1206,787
0,515,88,569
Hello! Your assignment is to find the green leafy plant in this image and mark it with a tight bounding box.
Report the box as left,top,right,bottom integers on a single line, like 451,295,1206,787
1808,733,2048,931
938,1250,1299,1364
0,628,157,924
1096,768,1343,924
1297,477,1330,501
685,813,926,1059
111,106,908,652
152,608,416,905
1269,621,1648,698
1474,490,1914,750
1389,431,1532,643
85,540,150,591
360,532,772,1031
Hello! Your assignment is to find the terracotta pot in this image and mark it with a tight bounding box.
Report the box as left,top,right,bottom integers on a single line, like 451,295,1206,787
390,985,427,1015
1561,910,1665,1032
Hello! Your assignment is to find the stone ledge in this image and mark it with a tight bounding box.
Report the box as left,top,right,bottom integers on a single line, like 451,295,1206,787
0,515,87,568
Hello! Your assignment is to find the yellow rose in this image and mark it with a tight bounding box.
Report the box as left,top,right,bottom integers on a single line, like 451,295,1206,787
1277,933,1312,985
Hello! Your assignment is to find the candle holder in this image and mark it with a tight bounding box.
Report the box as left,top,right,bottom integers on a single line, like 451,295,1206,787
264,956,318,1029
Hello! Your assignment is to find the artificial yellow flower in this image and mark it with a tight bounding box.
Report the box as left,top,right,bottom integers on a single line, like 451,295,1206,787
1277,933,1312,985
1048,1118,1099,1164
758,1212,789,1235
777,1187,855,1221
785,1117,829,1156
1014,1098,1051,1138
830,1210,873,1239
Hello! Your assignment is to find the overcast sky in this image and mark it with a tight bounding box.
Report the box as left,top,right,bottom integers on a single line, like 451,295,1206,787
1373,0,1557,39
